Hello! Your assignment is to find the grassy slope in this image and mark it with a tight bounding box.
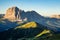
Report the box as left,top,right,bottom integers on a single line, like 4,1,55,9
0,21,60,40
15,21,37,29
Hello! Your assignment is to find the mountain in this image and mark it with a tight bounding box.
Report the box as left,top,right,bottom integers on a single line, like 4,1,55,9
2,6,60,33
20,10,60,32
0,21,60,40
0,14,4,18
4,7,44,22
50,14,60,19
0,21,48,40
1,6,60,40
0,19,18,32
4,7,22,20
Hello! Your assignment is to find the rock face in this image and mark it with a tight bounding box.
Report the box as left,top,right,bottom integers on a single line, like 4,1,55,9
50,14,60,19
4,7,21,20
4,6,43,22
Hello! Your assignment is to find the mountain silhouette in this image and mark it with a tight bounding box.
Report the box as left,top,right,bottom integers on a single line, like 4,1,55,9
20,10,60,32
0,6,60,40
0,6,60,33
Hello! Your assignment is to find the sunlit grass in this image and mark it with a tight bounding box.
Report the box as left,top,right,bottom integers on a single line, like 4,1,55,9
15,21,37,29
34,30,50,38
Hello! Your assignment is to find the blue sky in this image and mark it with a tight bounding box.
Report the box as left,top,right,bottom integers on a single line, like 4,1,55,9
0,0,60,16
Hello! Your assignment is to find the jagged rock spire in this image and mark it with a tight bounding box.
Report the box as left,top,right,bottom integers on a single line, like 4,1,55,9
4,7,22,20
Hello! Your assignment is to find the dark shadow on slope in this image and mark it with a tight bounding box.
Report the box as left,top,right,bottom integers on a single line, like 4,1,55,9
0,19,19,32
0,22,47,40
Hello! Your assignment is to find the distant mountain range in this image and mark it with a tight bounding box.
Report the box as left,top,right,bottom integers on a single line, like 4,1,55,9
0,7,60,33
0,6,60,40
0,14,4,18
50,14,60,19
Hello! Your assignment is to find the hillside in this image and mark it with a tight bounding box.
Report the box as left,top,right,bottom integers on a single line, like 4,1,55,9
2,7,60,33
0,7,60,40
0,21,60,40
15,21,37,29
0,21,48,40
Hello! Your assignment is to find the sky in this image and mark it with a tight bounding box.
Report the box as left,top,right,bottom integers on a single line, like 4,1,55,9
0,0,60,16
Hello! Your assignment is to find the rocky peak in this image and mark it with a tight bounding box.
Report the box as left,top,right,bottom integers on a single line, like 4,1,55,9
4,7,22,20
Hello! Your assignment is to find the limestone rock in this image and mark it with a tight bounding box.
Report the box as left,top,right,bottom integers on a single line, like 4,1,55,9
4,7,21,20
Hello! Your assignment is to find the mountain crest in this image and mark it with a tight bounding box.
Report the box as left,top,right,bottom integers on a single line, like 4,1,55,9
4,7,22,21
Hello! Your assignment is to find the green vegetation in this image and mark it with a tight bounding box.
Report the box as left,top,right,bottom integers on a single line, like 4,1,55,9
0,21,60,40
34,30,50,38
15,21,37,29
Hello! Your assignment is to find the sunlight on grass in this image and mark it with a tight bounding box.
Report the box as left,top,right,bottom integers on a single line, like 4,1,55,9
34,30,50,38
15,21,37,29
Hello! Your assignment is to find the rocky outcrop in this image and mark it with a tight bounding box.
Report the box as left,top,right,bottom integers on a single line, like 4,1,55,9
4,6,42,22
4,7,21,20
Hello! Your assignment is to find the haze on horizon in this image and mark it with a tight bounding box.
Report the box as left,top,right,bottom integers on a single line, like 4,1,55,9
0,0,60,16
